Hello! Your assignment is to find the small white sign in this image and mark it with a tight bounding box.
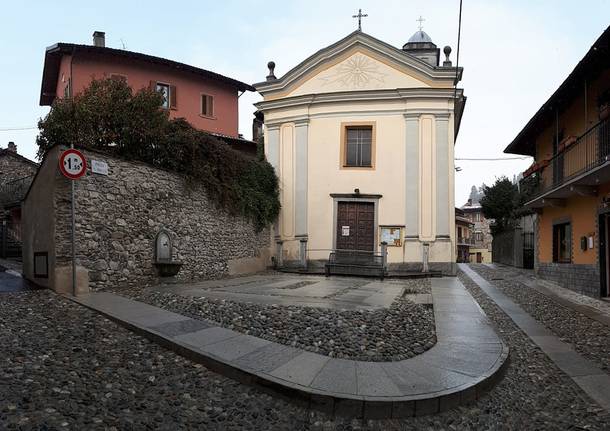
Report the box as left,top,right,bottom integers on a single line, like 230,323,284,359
342,226,350,236
91,160,109,176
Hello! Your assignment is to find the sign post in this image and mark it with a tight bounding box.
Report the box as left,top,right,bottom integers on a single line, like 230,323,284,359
59,148,87,296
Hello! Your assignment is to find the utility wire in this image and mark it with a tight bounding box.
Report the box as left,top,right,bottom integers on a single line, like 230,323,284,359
0,126,37,131
455,157,530,161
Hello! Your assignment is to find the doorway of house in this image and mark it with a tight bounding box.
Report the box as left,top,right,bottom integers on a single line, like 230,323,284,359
476,252,482,263
335,201,375,251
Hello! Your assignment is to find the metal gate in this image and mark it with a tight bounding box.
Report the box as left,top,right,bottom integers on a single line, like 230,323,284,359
0,221,22,258
522,232,534,269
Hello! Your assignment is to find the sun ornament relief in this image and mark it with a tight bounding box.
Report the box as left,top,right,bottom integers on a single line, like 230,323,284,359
319,54,387,89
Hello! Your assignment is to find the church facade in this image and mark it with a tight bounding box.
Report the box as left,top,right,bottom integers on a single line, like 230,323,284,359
254,29,466,274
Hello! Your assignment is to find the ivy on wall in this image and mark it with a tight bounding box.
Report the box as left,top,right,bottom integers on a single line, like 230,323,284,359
37,78,279,230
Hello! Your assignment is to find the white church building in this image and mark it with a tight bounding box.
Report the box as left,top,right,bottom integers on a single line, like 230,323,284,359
254,27,466,274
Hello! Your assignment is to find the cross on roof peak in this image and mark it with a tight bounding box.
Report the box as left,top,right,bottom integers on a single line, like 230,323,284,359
416,15,425,31
352,8,368,31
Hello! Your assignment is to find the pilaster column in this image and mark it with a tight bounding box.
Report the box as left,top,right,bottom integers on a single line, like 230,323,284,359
404,113,419,240
266,124,280,172
294,119,309,238
435,113,450,238
266,124,281,238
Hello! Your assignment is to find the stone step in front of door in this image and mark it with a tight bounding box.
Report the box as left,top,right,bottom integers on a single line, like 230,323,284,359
69,277,509,419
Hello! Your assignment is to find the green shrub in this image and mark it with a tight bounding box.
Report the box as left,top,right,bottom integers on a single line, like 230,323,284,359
37,78,280,230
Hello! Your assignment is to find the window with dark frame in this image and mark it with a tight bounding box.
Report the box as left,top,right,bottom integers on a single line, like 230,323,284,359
156,83,170,109
201,94,214,117
33,252,49,278
345,126,372,167
63,78,71,99
553,222,572,263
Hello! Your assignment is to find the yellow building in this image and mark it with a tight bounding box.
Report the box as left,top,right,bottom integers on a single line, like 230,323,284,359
254,29,466,274
461,200,493,263
504,25,610,298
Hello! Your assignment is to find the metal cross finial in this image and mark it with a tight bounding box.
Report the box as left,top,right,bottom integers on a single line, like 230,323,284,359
416,15,425,31
352,8,368,31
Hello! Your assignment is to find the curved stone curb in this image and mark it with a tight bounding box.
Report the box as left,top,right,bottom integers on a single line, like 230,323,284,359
68,277,509,419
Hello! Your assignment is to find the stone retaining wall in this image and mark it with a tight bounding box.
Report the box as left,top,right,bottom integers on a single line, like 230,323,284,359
24,146,271,291
536,263,600,298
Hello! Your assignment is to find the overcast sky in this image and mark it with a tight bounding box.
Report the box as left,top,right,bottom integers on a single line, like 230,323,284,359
2,0,609,205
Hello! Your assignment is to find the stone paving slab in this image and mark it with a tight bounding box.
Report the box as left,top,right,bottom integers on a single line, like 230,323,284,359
149,318,211,337
269,351,330,387
71,276,509,418
174,327,240,347
460,264,610,412
153,275,404,310
202,334,272,362
233,343,303,373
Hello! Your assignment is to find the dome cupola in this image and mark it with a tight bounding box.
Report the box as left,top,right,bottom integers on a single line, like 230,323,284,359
402,23,441,67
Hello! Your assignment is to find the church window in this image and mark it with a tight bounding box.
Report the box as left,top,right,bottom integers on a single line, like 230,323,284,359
344,126,373,167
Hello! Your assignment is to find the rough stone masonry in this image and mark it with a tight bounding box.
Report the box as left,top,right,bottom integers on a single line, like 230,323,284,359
23,146,271,291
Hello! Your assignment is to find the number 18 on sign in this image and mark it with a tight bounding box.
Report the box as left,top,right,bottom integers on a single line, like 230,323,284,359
59,149,87,296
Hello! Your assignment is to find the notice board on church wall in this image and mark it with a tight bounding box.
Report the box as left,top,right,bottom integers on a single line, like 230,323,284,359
379,226,403,247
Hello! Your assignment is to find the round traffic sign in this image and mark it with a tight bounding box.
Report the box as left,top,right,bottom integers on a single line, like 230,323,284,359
59,149,87,180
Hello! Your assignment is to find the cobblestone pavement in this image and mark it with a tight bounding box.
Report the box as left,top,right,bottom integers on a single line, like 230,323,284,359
470,264,610,373
2,279,610,430
117,278,435,362
488,263,610,318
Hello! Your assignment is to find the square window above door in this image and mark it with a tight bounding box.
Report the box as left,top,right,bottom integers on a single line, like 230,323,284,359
342,124,375,168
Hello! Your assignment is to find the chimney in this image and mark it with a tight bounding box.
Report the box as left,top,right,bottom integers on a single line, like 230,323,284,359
7,141,17,153
93,31,105,47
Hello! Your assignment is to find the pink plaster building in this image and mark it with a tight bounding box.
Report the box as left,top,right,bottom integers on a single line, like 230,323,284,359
40,31,254,143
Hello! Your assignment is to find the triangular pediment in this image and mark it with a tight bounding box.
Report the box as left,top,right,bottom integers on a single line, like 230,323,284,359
286,49,431,97
254,31,459,99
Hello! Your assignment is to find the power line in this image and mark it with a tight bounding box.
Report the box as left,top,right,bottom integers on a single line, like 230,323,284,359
0,126,37,131
455,157,530,161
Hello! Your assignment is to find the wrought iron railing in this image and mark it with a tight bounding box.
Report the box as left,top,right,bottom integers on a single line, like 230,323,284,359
522,117,610,201
327,249,385,267
457,237,475,245
0,175,34,206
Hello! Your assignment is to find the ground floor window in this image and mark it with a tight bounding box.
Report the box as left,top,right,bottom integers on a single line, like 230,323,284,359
552,222,571,263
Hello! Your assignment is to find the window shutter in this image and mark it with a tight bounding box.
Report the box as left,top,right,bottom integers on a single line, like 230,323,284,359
170,85,177,109
201,94,206,115
208,96,214,116
149,80,156,91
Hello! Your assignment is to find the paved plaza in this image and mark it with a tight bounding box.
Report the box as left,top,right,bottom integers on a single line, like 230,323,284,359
153,274,428,310
77,276,508,418
1,266,610,429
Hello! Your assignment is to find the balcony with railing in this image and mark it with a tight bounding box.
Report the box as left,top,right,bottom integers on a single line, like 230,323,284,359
457,236,475,246
0,175,35,207
521,117,610,207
